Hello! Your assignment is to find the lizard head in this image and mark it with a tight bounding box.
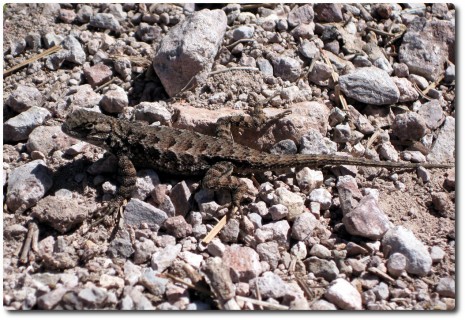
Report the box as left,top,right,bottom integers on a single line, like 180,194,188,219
62,109,114,148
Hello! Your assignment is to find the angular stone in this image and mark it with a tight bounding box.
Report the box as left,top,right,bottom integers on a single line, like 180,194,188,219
306,257,339,281
69,85,102,108
84,63,112,87
342,195,390,240
339,67,400,105
6,84,43,113
163,216,192,239
151,244,181,272
124,199,167,228
392,112,427,141
223,244,261,282
169,181,191,217
417,99,445,130
272,55,301,82
325,278,362,310
291,212,318,241
89,13,121,31
436,277,455,298
153,9,227,97
139,268,169,296
256,241,280,269
382,226,432,276
273,187,305,220
399,18,454,81
288,4,314,27
100,85,128,114
4,106,51,142
427,116,455,164
134,101,172,126
6,160,53,212
31,195,86,233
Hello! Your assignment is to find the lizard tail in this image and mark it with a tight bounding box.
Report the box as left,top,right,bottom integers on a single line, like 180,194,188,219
240,153,454,173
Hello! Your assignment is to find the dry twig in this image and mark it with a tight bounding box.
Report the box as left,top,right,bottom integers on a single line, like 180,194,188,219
3,45,62,76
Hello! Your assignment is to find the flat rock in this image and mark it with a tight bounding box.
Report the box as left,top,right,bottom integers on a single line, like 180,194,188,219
84,63,112,87
153,9,227,97
399,17,454,81
27,125,78,155
249,271,291,299
417,99,445,130
172,101,329,150
31,195,86,233
68,85,102,108
124,198,167,228
223,244,262,282
382,226,432,276
4,106,51,142
89,13,121,31
6,160,53,212
339,67,400,105
151,244,182,272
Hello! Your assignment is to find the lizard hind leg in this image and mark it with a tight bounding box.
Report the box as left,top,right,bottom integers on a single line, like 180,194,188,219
202,161,249,216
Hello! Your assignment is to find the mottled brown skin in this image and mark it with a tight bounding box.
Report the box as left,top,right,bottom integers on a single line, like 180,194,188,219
62,109,454,214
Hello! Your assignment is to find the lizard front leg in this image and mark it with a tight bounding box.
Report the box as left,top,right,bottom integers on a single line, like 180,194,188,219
202,161,249,212
93,154,137,226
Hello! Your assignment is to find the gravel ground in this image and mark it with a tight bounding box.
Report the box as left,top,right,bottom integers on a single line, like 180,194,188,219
3,3,455,311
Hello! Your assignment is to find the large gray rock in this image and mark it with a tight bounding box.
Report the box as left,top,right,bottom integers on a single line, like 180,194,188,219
124,199,167,228
4,106,51,142
6,160,53,212
27,125,78,155
153,9,227,97
339,67,400,105
399,17,455,81
6,85,43,113
382,226,432,276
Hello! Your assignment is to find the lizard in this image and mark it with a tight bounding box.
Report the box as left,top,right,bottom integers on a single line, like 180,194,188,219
62,106,454,224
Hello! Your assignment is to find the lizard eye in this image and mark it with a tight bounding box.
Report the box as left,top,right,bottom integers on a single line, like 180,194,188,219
85,123,94,130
